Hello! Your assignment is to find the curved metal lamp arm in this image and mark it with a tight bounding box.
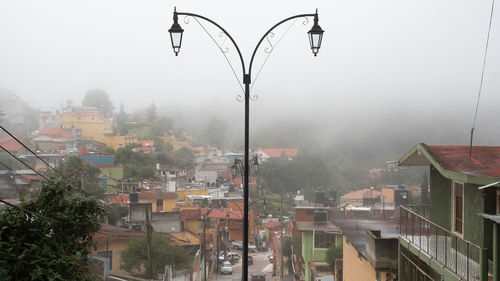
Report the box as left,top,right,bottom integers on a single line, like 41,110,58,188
248,13,316,79
177,12,246,80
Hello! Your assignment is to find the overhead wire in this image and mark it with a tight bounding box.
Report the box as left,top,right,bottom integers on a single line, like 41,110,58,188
0,198,58,222
0,125,64,177
470,0,496,156
0,144,50,181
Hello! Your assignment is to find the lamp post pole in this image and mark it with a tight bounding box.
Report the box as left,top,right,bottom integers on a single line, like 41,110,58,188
168,9,324,281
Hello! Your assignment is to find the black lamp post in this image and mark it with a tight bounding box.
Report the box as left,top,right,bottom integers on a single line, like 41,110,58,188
168,8,324,281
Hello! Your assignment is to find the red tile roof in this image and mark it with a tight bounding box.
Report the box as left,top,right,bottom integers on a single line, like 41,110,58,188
207,208,243,220
92,224,142,242
425,145,500,178
255,148,298,158
109,194,130,206
264,220,280,229
181,208,202,220
38,127,74,139
19,174,45,184
0,136,23,152
138,191,177,200
341,188,381,200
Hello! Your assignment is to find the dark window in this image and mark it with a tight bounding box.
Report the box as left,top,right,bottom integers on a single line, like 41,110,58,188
98,251,112,269
156,199,163,212
453,182,463,234
306,210,314,216
314,232,335,248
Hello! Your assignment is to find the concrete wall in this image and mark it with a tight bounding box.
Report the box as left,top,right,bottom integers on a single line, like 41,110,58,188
343,235,392,281
365,230,398,270
151,212,182,233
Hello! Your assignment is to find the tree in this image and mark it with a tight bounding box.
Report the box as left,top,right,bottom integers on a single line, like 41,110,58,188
60,156,104,198
106,203,129,225
201,117,228,148
120,232,191,278
147,103,157,122
82,89,114,117
152,116,174,137
116,102,129,135
115,147,156,179
0,178,105,280
325,243,343,272
172,147,195,170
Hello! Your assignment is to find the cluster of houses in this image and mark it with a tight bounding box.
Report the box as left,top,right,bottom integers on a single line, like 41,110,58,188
282,143,499,281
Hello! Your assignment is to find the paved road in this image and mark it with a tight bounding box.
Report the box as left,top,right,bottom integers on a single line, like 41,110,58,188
215,249,274,281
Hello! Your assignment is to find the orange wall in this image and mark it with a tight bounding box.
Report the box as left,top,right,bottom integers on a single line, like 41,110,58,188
94,238,136,276
342,235,391,281
381,187,395,203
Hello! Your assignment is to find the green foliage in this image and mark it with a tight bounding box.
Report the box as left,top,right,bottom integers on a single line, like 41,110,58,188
260,154,330,195
151,116,174,137
200,117,228,149
325,243,343,271
0,178,105,280
60,156,104,198
115,147,156,179
147,103,157,123
116,102,129,135
106,203,128,225
153,137,173,153
120,233,191,278
82,89,115,117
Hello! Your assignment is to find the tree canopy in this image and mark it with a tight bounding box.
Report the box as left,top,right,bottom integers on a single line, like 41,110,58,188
120,232,191,278
115,146,156,179
59,156,104,199
0,178,105,280
82,89,114,117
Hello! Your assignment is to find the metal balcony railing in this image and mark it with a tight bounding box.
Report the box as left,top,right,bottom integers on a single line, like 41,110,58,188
400,206,481,281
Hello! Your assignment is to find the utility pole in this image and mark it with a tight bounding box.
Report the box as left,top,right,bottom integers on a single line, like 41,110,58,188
216,224,220,274
202,215,207,281
280,193,284,279
146,207,153,278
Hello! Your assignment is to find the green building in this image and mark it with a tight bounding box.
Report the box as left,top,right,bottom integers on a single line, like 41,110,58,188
398,143,499,281
97,165,124,189
295,206,342,281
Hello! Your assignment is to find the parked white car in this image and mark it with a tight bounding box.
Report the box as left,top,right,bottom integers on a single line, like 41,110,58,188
220,261,233,275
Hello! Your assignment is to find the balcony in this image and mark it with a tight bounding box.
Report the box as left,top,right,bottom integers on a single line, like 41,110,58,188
399,206,482,281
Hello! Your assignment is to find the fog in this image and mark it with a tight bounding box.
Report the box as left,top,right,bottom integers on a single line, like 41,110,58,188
0,0,499,158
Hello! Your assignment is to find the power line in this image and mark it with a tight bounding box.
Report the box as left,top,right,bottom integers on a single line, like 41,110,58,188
0,125,64,177
0,198,58,222
470,0,496,156
0,145,50,181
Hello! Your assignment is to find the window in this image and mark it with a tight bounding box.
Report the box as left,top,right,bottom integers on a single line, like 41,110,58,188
452,182,464,235
98,251,112,269
156,199,163,212
314,232,335,248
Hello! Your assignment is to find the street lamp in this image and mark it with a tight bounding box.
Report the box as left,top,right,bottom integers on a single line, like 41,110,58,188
308,10,324,57
168,8,324,281
168,7,184,56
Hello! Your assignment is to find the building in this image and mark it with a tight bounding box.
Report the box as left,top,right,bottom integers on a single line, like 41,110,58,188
332,215,399,281
295,206,342,281
254,147,298,161
340,188,382,207
397,143,500,281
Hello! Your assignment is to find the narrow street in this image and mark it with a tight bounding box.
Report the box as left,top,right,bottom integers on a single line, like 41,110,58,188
214,249,275,281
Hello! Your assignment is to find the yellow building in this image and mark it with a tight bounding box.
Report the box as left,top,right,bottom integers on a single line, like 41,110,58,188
138,191,177,212
96,135,138,151
60,111,113,140
340,225,398,281
93,224,143,276
161,136,190,150
175,189,209,201
381,186,395,203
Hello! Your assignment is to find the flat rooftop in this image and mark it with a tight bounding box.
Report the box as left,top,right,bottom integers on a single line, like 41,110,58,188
333,218,399,256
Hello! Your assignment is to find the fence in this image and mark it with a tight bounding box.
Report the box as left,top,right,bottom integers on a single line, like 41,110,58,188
400,206,481,281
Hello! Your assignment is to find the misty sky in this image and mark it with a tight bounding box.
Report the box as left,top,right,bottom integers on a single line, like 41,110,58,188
0,0,499,145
